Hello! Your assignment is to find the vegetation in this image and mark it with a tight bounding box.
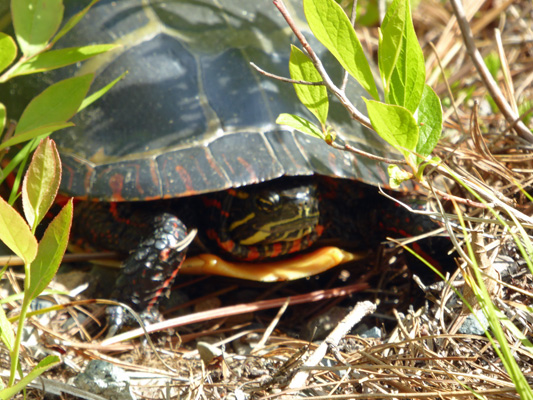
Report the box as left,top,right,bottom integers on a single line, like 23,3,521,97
273,0,533,398
0,0,118,396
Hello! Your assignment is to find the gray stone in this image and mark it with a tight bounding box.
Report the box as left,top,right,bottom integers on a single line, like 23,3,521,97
74,360,134,400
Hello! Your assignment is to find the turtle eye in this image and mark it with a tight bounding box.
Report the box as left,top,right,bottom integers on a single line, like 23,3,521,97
255,193,279,212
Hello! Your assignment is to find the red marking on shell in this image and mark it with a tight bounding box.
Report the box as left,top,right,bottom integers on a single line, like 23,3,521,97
237,157,257,182
174,165,195,194
109,174,125,201
84,168,94,197
327,152,338,172
205,151,227,181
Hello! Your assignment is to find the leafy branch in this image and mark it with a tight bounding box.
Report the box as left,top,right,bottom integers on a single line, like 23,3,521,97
262,0,443,188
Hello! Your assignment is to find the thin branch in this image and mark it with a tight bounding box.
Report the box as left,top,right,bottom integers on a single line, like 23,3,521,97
250,62,324,86
331,141,408,165
449,0,533,143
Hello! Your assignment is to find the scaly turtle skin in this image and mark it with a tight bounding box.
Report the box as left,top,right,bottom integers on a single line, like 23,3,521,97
3,0,437,328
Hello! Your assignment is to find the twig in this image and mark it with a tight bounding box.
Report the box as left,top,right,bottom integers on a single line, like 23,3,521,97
331,141,408,165
283,301,377,394
101,282,370,345
449,0,533,143
250,62,325,86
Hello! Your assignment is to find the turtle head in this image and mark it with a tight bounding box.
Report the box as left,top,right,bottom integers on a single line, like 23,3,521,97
206,178,322,260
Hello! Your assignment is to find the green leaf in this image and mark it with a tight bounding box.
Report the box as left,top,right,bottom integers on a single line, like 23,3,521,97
0,103,5,136
79,70,127,112
0,33,17,74
0,197,37,264
11,0,64,57
365,99,418,160
0,355,60,399
26,199,72,301
0,122,74,151
51,0,100,46
11,45,117,77
0,305,14,352
289,46,328,126
379,0,405,91
304,0,379,100
15,73,93,136
22,138,62,230
276,113,325,140
416,85,442,159
386,0,425,112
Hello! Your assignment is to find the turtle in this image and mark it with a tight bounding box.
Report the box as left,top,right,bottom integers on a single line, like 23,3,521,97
3,0,442,329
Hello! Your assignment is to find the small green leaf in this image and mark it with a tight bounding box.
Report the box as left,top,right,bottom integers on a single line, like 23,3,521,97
0,122,74,151
385,0,425,112
379,0,405,91
22,138,62,230
11,45,118,77
0,103,5,136
276,113,324,140
304,0,379,100
289,46,328,126
0,197,37,264
416,85,442,159
51,0,100,45
79,70,127,112
15,73,93,136
27,199,72,301
11,0,64,57
0,305,14,352
0,355,60,399
365,99,418,160
0,33,17,74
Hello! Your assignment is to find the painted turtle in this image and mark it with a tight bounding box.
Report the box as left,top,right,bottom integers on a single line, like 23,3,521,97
4,0,438,328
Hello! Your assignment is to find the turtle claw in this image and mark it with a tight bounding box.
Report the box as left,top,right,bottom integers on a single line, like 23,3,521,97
105,305,160,338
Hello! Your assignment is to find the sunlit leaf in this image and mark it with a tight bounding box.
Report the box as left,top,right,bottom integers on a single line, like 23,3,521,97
11,0,64,57
289,46,328,126
385,0,425,112
0,197,37,264
365,100,418,160
0,33,17,74
11,45,117,77
27,199,72,301
276,113,325,140
15,74,93,135
304,0,379,100
0,355,60,399
416,85,442,159
22,138,61,230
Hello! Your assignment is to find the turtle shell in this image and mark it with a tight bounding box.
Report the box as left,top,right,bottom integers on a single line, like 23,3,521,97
8,0,403,201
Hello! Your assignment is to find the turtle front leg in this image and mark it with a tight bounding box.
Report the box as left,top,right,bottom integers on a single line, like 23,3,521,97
105,213,191,332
